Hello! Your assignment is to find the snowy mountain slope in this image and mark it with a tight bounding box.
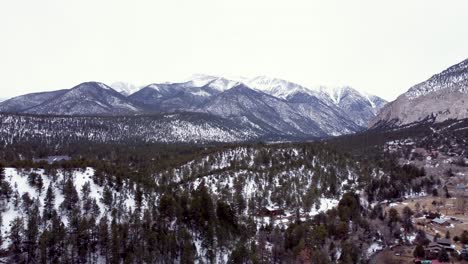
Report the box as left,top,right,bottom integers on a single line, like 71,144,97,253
0,82,142,115
285,92,362,136
241,76,316,99
110,82,142,96
0,89,69,113
196,84,328,137
129,77,385,135
363,93,388,114
182,74,240,91
128,74,242,112
128,82,223,112
233,76,387,127
127,79,362,137
371,58,468,127
25,82,142,115
405,58,468,100
318,86,387,127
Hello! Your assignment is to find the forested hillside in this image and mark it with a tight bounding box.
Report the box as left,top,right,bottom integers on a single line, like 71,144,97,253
0,113,261,145
0,140,434,263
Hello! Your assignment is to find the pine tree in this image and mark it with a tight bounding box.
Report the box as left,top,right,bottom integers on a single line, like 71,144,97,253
38,229,49,264
180,228,196,264
81,181,91,199
9,217,24,263
12,188,20,209
0,212,2,249
402,206,414,234
0,162,5,181
101,186,113,209
91,198,101,218
135,185,143,212
413,244,425,258
25,205,40,262
21,193,33,214
28,172,44,195
76,218,91,263
0,180,13,200
36,175,44,195
60,178,79,213
110,218,121,264
50,213,67,262
43,183,56,221
99,216,110,262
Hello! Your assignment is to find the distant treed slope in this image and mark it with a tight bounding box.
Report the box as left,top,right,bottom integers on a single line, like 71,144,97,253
372,58,468,127
0,113,261,144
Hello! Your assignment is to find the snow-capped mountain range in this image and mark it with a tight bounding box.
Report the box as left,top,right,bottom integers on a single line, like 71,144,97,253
371,58,468,127
0,75,387,138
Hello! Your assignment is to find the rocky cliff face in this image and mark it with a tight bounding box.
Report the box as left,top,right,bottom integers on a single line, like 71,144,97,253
371,58,468,127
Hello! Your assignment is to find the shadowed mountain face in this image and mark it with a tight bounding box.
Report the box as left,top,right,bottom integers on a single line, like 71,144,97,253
371,58,468,128
197,84,328,137
0,76,387,138
128,82,223,112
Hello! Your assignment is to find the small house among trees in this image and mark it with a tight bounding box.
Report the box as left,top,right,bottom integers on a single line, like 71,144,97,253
431,217,450,226
259,207,285,217
33,155,71,164
425,238,454,259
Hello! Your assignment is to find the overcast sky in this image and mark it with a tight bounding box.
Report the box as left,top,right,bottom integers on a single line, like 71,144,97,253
1,0,468,101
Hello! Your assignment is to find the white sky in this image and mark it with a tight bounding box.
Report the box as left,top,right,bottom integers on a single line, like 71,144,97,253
1,0,468,101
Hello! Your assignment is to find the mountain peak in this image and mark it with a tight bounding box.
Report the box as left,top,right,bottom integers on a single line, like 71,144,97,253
243,76,313,99
181,74,240,91
110,82,141,96
0,81,140,115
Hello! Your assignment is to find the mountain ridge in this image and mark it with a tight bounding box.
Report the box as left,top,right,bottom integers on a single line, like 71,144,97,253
0,76,387,138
